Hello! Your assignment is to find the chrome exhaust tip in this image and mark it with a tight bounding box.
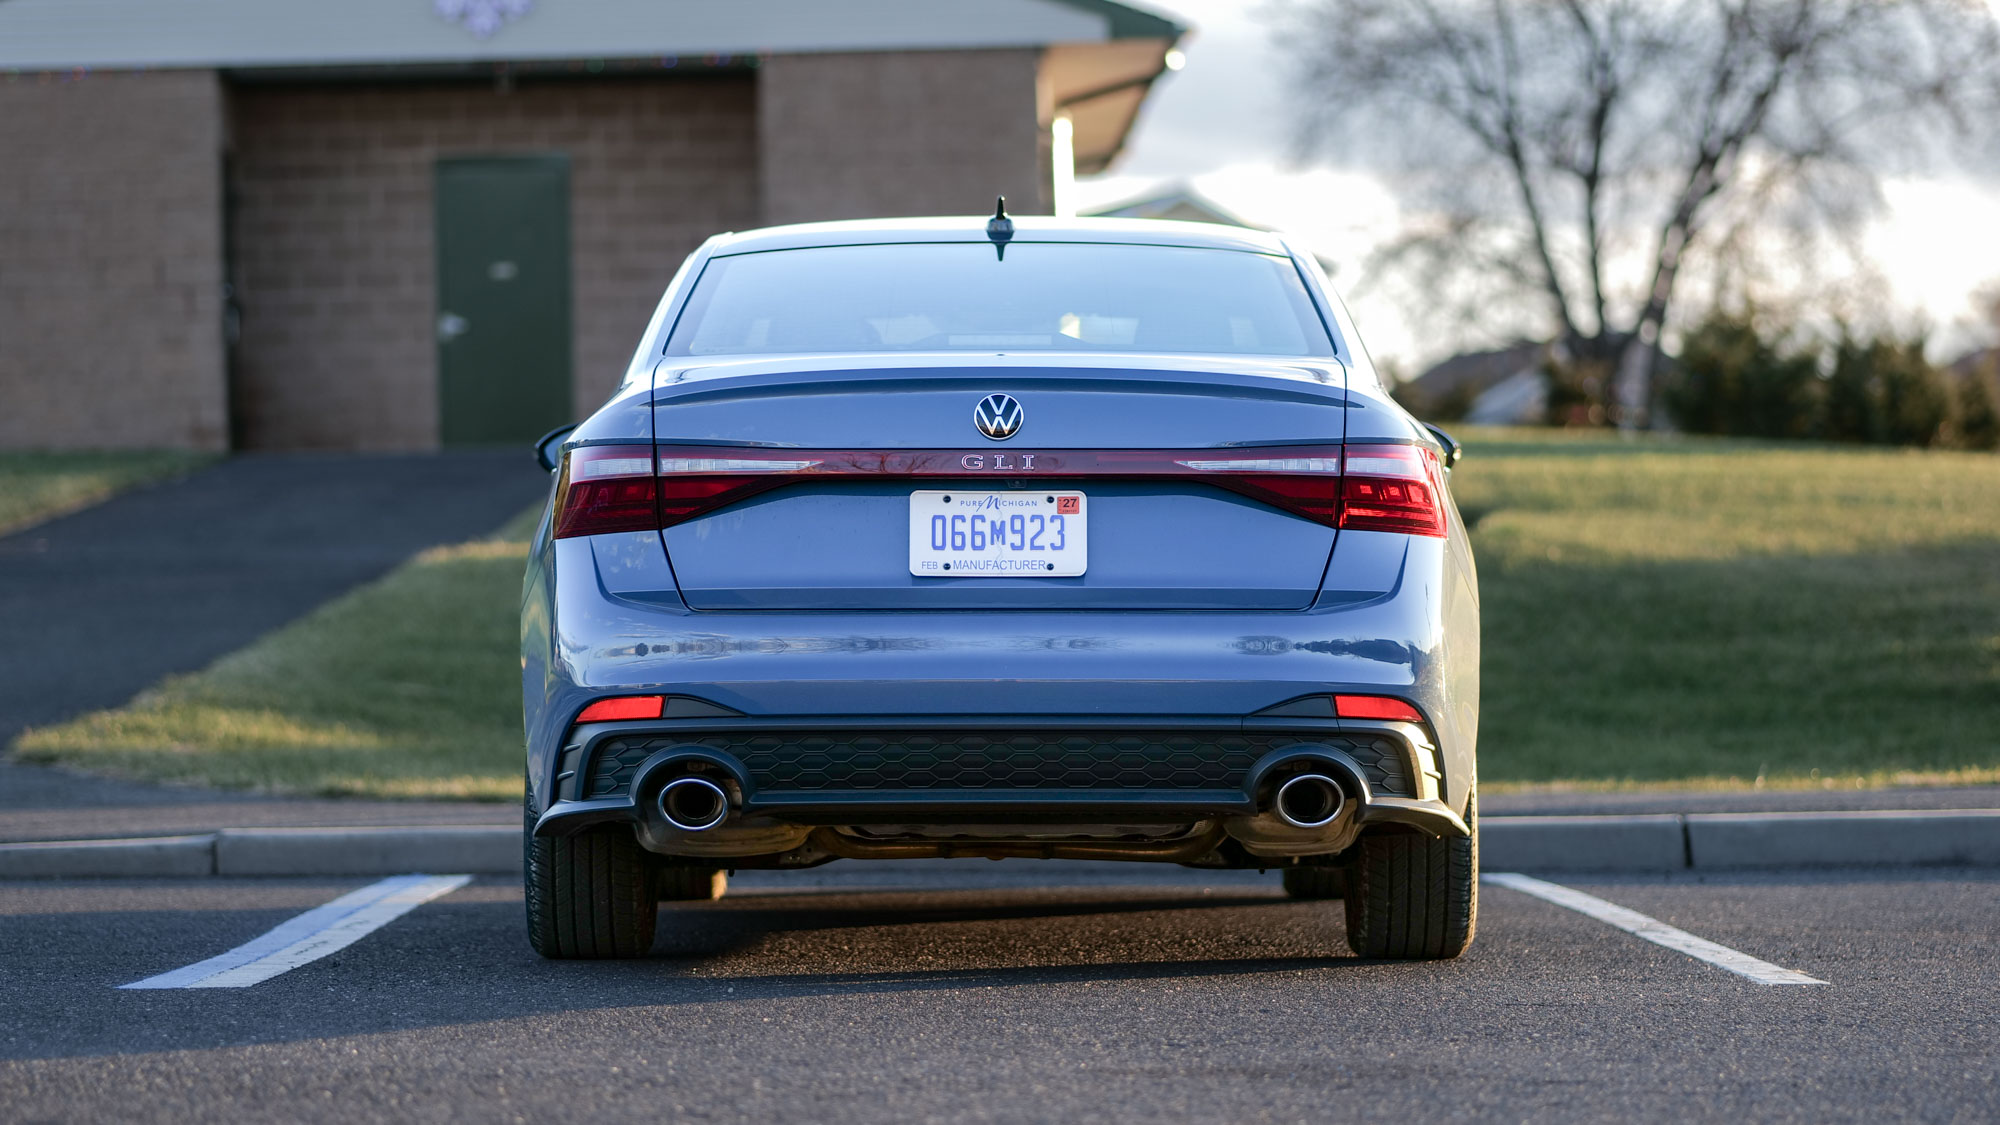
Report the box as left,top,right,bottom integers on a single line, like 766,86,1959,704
1274,773,1345,830
657,776,730,833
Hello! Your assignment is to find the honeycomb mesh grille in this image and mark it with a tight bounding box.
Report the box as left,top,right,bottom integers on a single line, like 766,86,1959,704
586,730,1411,799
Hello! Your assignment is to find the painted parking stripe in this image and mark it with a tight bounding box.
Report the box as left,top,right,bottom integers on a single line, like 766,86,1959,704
1483,872,1826,986
121,874,470,990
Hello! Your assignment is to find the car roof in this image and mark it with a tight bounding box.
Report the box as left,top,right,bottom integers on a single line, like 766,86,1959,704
703,215,1296,257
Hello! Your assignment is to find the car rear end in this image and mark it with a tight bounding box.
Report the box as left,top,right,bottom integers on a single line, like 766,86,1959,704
521,219,1479,960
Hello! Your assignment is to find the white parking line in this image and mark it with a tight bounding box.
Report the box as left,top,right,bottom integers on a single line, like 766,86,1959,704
120,874,471,990
1483,872,1827,986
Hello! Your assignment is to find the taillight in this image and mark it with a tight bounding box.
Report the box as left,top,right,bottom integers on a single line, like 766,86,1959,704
550,442,1447,538
655,452,826,525
553,445,659,538
1338,444,1447,537
1167,452,1342,524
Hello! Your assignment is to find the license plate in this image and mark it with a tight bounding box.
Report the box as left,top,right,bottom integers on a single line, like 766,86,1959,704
908,491,1087,577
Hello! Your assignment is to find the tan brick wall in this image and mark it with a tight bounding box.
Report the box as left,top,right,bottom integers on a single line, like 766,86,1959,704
0,70,228,451
228,76,757,450
760,49,1049,225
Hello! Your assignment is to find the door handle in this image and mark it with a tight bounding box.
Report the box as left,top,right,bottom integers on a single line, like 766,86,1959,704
437,312,470,342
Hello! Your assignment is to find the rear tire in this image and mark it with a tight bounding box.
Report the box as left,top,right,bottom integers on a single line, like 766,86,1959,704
657,865,727,901
1282,865,1345,900
524,794,658,959
1342,790,1477,959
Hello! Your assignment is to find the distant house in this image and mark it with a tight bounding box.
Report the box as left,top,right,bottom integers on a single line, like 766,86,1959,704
1949,347,2000,381
1401,342,1557,425
1086,182,1341,277
1088,183,1258,226
0,0,1182,451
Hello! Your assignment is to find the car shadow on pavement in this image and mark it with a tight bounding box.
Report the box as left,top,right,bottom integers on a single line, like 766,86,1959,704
653,888,1290,952
642,953,1355,1001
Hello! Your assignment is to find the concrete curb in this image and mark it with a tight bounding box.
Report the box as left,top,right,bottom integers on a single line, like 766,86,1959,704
215,827,520,876
1685,809,2000,869
0,827,520,879
0,834,218,879
1,811,1997,878
1479,815,1686,872
1481,809,2000,872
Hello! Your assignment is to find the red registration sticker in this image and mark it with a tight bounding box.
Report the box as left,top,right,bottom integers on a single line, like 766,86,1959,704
1057,496,1081,514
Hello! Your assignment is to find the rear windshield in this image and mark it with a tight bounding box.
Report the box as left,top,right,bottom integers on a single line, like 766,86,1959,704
665,242,1337,358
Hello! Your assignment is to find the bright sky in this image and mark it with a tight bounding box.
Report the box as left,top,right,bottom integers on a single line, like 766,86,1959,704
1079,0,2000,369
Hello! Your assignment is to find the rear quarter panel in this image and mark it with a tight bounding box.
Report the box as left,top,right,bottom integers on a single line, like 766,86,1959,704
522,381,658,810
1340,383,1480,812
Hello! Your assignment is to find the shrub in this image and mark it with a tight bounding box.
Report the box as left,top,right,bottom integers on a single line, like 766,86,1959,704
1668,312,1819,439
1667,311,1970,450
1952,364,2000,451
1826,334,1951,447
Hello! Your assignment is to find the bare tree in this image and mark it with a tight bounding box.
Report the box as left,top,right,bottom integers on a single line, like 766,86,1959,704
1282,0,2000,426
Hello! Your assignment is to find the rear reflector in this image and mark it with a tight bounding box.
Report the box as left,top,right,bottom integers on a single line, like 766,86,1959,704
1333,695,1425,722
551,442,1447,538
575,696,665,723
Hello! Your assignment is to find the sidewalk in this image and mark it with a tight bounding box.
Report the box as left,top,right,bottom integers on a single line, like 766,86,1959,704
0,761,512,844
2,771,1993,878
3,774,1994,846
1482,785,2000,816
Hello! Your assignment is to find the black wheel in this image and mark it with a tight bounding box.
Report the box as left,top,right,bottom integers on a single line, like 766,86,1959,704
656,865,727,902
1342,790,1477,959
1282,865,1345,900
524,792,658,959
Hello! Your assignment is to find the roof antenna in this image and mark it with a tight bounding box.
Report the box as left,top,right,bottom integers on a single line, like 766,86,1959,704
986,196,1013,261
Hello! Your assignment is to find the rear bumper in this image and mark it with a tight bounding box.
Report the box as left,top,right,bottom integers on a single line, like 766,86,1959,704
532,714,1466,842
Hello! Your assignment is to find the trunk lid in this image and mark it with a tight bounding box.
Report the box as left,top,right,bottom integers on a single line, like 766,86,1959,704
652,355,1347,611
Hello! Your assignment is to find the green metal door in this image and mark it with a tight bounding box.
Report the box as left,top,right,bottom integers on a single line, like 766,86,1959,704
435,156,572,445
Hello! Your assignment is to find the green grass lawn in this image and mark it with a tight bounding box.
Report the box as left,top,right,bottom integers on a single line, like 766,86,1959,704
0,451,214,536
14,433,1999,800
1457,428,2000,790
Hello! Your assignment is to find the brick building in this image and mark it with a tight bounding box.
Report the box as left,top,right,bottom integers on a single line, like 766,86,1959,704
0,0,1180,450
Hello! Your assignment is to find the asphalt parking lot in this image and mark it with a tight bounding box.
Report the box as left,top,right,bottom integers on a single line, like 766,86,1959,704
2,861,1993,1123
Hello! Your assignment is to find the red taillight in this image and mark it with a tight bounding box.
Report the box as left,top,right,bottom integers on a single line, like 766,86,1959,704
553,445,659,539
1163,451,1342,525
549,442,1447,537
1334,694,1425,722
654,452,827,525
575,695,664,722
1337,444,1447,537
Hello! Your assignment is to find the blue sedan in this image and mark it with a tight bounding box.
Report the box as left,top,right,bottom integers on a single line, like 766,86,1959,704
521,214,1480,960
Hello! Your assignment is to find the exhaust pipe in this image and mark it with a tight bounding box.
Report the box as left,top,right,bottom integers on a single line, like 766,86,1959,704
1273,773,1346,830
657,776,730,832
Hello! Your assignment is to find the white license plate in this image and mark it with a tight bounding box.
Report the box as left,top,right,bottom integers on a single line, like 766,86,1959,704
908,490,1087,577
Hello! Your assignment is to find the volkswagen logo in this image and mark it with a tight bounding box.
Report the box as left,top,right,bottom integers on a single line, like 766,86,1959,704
973,393,1024,441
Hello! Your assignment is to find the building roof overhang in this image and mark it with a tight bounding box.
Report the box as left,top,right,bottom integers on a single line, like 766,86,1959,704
0,0,1183,176
0,0,1186,69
